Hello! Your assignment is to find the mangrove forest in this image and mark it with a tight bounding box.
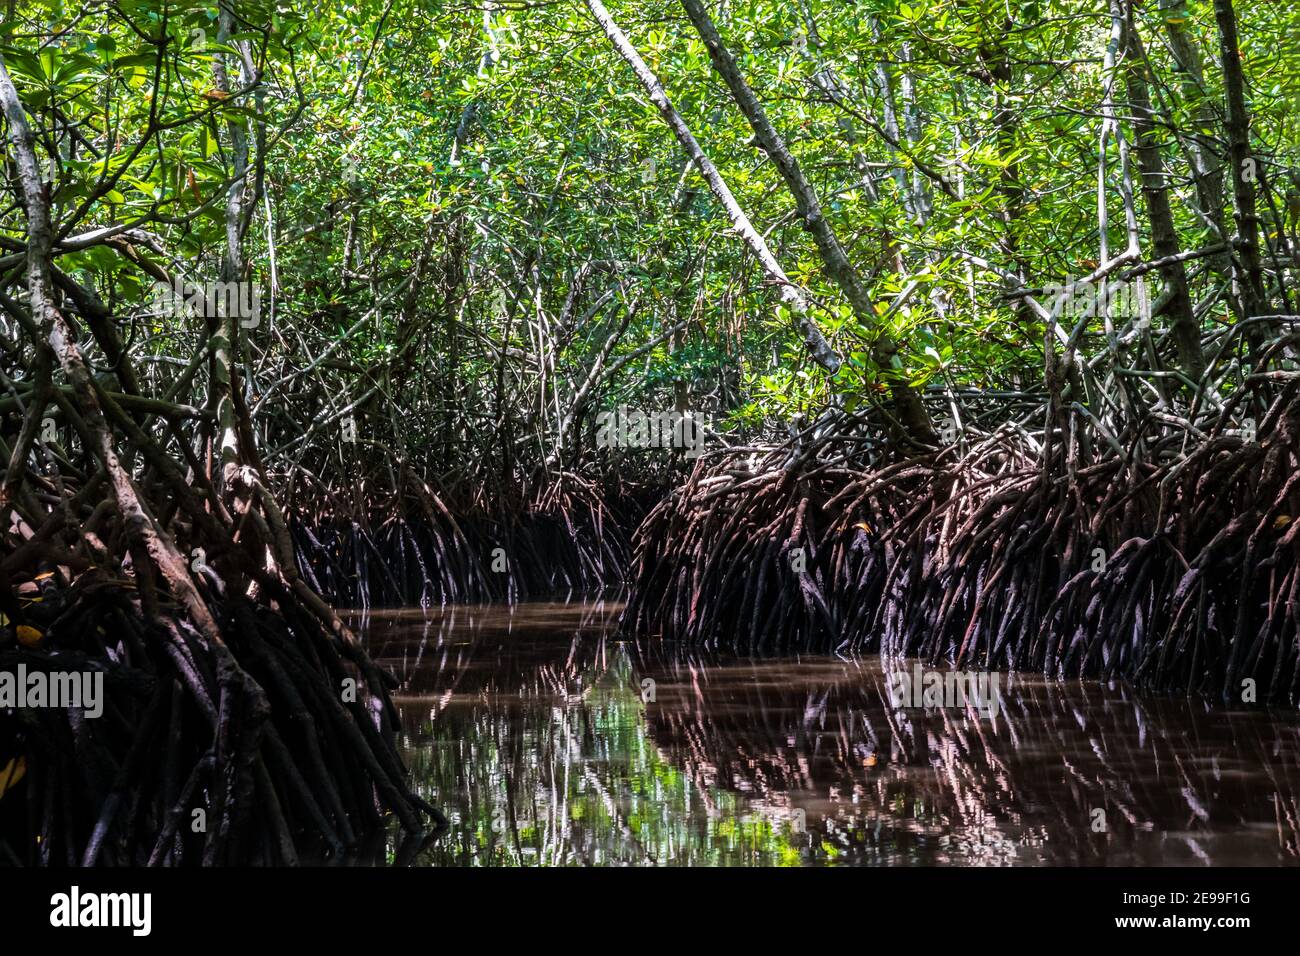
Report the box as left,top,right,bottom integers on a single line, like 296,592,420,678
0,0,1298,910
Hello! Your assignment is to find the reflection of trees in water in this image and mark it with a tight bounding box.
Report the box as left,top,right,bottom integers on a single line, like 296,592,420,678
356,601,806,865
631,642,1300,865
352,604,1300,866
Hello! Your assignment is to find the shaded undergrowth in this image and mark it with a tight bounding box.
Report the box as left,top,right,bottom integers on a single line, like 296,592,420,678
287,476,656,607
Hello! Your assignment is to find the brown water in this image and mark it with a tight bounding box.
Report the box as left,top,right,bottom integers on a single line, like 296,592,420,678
348,599,1300,866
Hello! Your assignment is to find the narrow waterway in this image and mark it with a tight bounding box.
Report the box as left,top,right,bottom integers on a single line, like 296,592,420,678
348,600,1300,866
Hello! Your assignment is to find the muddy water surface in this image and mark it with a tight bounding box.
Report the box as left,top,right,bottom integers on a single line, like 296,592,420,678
348,600,1300,866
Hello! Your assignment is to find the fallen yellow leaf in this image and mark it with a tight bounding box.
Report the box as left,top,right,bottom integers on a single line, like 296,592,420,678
0,757,25,801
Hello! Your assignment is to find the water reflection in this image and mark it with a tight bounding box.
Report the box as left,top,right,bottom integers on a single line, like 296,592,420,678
348,601,1300,866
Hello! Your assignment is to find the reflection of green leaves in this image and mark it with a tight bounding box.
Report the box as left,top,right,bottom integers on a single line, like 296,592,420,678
397,644,811,867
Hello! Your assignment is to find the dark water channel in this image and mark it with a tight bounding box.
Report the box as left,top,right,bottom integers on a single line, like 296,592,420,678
347,600,1300,866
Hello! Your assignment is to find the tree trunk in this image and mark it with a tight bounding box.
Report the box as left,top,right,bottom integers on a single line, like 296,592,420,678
1213,0,1268,322
1123,5,1205,379
581,0,844,378
1157,0,1228,260
676,0,935,444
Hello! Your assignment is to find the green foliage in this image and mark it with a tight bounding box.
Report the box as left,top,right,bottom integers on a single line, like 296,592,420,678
2,0,1297,479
